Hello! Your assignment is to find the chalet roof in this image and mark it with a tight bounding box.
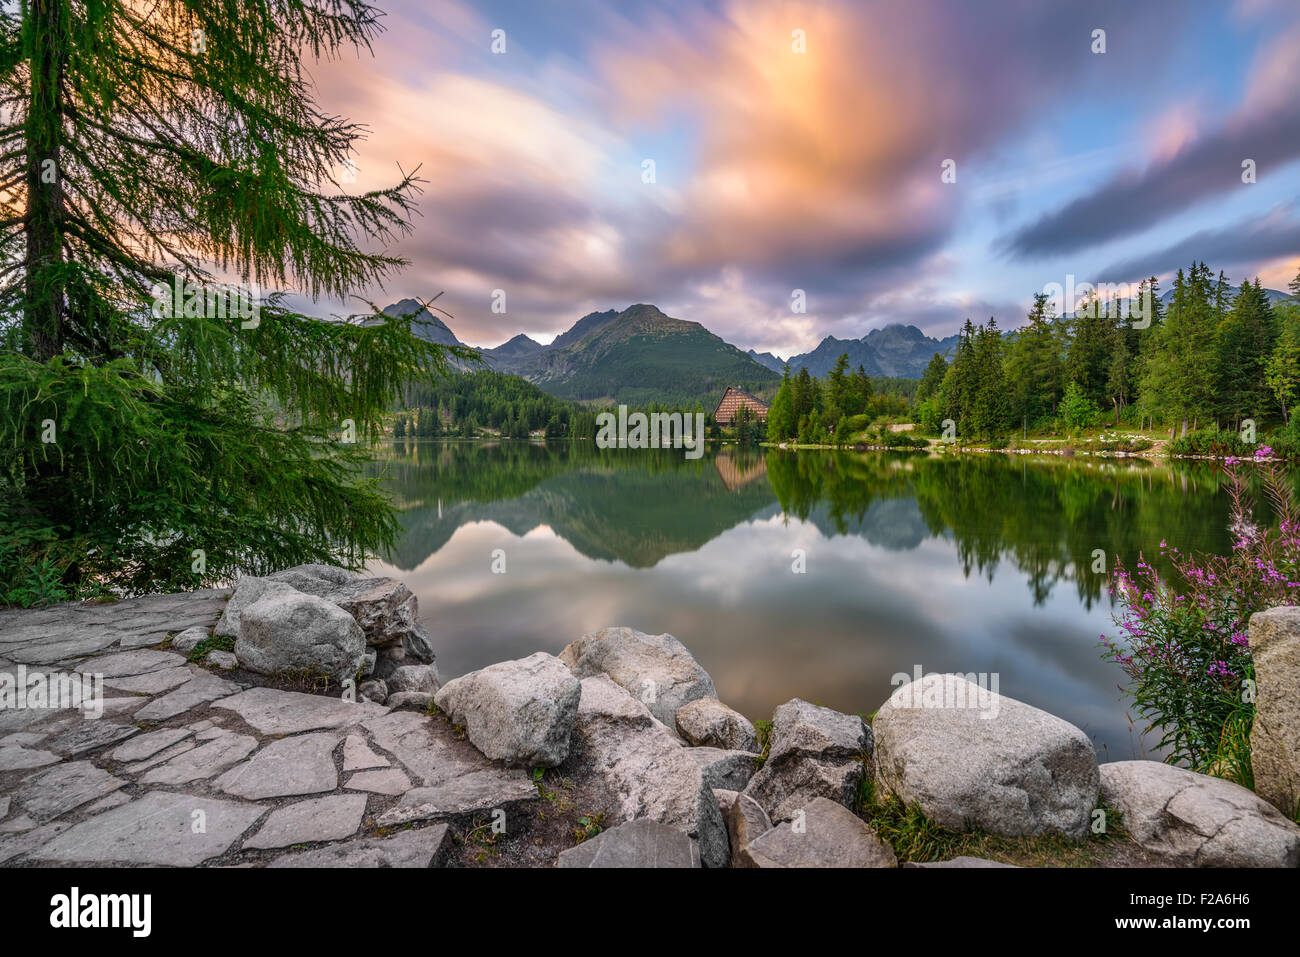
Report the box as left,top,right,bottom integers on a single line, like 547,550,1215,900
713,386,770,424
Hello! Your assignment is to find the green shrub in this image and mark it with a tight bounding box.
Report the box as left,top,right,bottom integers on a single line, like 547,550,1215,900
1166,427,1255,458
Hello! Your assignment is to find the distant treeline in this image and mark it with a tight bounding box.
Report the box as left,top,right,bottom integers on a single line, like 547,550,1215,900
912,262,1300,442
394,369,590,438
765,356,913,443
393,368,717,439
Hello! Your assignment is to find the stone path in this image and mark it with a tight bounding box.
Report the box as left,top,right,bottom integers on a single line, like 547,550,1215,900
0,592,538,867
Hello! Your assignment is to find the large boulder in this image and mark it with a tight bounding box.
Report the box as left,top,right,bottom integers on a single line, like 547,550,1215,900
689,747,759,792
272,571,434,661
714,788,771,866
433,652,580,768
744,698,870,823
213,576,300,638
266,563,359,590
738,797,896,868
234,591,366,682
1248,606,1300,816
676,697,758,753
559,627,716,728
388,664,441,696
872,673,1099,839
567,675,728,868
1101,760,1300,867
555,818,700,868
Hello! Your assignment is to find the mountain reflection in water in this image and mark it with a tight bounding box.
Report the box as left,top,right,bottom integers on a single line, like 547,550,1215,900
365,440,1254,761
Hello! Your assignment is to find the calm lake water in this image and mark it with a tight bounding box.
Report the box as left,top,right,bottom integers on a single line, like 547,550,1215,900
364,440,1252,761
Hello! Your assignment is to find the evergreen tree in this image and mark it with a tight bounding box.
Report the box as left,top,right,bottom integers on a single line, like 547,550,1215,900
850,364,874,412
766,363,795,440
0,1,475,596
941,319,979,436
827,353,850,422
1216,280,1277,427
1005,292,1062,429
1267,299,1300,423
969,319,1010,440
916,351,948,403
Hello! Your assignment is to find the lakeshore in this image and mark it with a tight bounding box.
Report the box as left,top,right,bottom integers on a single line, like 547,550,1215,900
1,567,1296,868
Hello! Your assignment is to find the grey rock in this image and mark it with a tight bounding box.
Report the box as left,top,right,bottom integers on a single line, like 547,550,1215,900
0,591,226,661
744,698,870,822
676,697,758,752
904,856,1019,868
556,818,700,868
242,794,368,850
84,791,132,815
872,674,1099,839
0,732,46,747
388,663,441,695
134,672,241,722
214,686,386,734
267,824,447,868
689,747,759,792
402,624,437,664
1248,606,1300,816
104,665,194,695
275,572,431,658
33,792,263,865
7,634,119,663
372,645,404,681
433,652,580,768
75,648,186,677
359,679,388,704
214,732,339,799
139,733,258,786
110,726,194,763
567,675,728,869
0,746,61,772
715,788,771,866
170,626,209,655
559,626,717,728
235,591,366,683
15,760,125,823
345,767,412,795
120,739,196,775
47,720,139,757
0,820,72,863
739,797,896,868
361,711,488,787
213,576,301,638
376,768,538,826
342,734,388,771
1101,760,1300,867
206,650,238,670
387,691,432,710
767,698,872,762
266,563,359,589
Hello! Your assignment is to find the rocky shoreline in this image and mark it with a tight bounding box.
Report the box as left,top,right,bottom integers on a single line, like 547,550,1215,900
1,565,1298,868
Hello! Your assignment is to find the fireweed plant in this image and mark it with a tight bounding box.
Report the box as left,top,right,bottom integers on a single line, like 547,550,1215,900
1102,448,1300,787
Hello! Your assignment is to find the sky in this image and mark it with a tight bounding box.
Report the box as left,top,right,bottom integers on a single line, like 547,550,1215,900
305,0,1300,358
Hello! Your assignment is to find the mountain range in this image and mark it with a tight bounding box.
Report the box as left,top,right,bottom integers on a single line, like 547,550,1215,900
380,285,1297,403
384,301,778,405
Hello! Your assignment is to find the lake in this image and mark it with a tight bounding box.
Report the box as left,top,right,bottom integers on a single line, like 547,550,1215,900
364,440,1253,761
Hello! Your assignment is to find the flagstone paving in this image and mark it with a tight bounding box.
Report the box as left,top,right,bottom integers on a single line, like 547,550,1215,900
0,589,535,867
